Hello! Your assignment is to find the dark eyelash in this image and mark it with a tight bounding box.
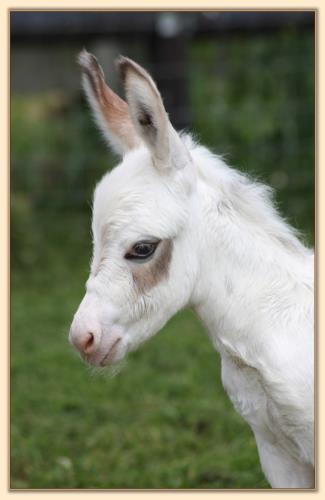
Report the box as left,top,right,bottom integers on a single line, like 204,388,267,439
125,240,160,261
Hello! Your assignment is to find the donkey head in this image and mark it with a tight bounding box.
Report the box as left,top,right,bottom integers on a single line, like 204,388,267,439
69,51,199,367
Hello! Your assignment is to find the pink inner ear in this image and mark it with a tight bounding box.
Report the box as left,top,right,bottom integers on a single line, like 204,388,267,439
98,79,140,151
79,50,140,153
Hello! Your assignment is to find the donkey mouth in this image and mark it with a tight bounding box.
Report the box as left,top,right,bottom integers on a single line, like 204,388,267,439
99,338,122,366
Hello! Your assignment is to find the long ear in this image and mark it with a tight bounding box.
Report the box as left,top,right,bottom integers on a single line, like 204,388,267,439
78,49,140,156
117,56,191,171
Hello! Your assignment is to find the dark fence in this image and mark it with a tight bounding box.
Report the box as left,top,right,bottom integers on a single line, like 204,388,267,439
11,11,315,261
11,11,314,37
10,11,315,129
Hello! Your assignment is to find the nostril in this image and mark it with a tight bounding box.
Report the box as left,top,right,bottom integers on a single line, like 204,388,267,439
83,332,95,353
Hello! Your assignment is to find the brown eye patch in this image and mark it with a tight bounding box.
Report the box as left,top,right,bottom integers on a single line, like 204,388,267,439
130,239,173,294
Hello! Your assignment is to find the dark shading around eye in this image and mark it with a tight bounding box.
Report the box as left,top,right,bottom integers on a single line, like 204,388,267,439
125,241,160,261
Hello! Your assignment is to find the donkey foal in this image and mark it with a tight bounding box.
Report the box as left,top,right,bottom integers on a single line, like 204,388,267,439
69,50,314,489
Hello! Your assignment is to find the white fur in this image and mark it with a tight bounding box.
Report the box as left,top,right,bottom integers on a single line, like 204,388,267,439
70,55,314,489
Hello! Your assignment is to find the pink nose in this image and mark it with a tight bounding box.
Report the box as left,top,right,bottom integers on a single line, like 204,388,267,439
69,327,99,355
75,331,94,353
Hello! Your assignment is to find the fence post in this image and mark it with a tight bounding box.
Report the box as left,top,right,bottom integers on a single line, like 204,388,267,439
149,13,190,131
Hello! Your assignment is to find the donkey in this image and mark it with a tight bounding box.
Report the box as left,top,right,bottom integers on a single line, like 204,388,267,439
69,50,314,489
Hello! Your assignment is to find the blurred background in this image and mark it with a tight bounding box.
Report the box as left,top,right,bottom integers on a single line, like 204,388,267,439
11,11,315,489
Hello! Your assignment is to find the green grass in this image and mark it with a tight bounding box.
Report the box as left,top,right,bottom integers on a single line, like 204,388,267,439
11,28,313,489
11,303,266,489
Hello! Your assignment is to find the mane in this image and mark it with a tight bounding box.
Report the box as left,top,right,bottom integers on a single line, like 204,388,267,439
181,133,312,260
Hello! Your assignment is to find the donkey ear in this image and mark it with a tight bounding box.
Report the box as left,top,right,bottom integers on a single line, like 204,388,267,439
78,50,140,156
117,56,191,171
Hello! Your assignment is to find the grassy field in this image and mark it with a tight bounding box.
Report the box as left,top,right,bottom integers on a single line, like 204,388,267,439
11,29,314,489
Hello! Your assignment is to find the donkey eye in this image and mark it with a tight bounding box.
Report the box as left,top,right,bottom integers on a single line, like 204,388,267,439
125,241,160,261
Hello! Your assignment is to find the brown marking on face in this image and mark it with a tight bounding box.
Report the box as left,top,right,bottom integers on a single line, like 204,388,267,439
130,239,173,294
78,51,139,150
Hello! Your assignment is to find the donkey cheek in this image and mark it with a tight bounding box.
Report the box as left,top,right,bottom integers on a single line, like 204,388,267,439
131,240,173,294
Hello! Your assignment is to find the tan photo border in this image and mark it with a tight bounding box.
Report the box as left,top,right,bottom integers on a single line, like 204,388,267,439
1,0,322,498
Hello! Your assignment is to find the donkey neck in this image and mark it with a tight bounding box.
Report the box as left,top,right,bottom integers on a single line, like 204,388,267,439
189,145,313,361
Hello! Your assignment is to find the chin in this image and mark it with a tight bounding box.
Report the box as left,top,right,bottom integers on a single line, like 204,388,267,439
83,338,129,367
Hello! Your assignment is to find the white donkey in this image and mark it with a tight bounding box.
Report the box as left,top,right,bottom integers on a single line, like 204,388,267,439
69,50,314,489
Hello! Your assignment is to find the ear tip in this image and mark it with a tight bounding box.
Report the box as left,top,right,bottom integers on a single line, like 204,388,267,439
115,55,128,65
116,55,150,85
77,49,102,75
115,55,133,82
77,48,91,67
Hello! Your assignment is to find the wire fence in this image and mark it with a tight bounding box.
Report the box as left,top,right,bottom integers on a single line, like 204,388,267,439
11,13,315,268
